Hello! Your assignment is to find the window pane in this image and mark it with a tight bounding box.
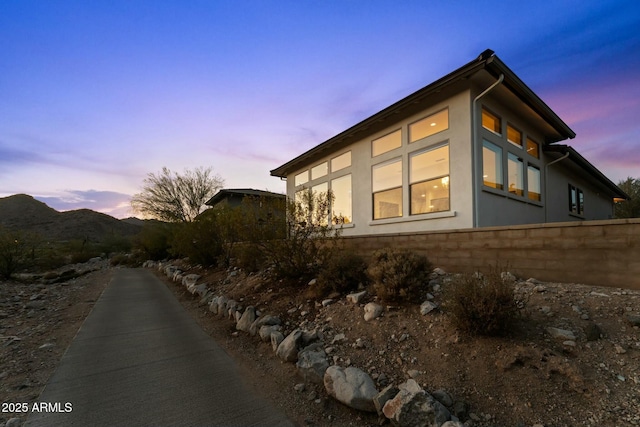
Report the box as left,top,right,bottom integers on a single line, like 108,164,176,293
410,144,449,183
507,153,524,196
372,130,401,157
569,185,577,213
331,174,352,224
507,124,522,147
483,140,503,189
372,159,402,192
527,166,541,201
578,189,584,214
411,177,450,214
331,151,351,172
482,108,501,134
373,187,402,219
526,138,539,158
409,109,449,143
294,170,308,186
311,182,329,225
311,162,328,180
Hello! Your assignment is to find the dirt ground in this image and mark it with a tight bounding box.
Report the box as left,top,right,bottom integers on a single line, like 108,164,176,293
2,262,639,427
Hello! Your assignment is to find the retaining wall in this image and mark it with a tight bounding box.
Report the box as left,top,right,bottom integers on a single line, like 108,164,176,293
340,218,640,290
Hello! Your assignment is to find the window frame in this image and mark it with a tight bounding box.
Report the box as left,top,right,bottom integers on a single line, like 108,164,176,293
409,108,449,144
409,143,450,215
372,158,403,220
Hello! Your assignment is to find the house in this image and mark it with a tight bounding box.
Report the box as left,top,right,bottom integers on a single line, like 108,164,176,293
205,188,285,210
270,49,628,236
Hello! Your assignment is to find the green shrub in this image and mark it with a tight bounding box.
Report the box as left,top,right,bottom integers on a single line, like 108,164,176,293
312,252,368,298
233,243,267,273
443,268,522,336
367,248,432,303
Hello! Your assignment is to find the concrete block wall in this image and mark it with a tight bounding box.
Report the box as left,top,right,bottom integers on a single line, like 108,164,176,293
340,219,640,290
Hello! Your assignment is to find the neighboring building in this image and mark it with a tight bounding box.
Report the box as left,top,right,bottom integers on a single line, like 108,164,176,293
270,49,628,236
205,188,285,210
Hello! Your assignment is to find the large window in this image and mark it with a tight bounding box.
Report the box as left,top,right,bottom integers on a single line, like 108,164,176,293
372,130,401,157
483,140,503,190
331,174,352,224
409,109,449,143
410,144,450,214
372,159,402,219
507,153,524,196
311,182,329,225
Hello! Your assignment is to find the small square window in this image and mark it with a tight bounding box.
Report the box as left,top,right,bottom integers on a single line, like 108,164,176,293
311,162,328,180
294,170,308,187
482,108,501,134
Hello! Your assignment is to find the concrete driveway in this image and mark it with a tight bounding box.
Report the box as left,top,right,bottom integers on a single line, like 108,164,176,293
25,268,295,427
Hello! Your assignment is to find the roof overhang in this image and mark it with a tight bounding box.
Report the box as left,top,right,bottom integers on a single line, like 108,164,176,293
205,188,286,206
271,49,576,178
544,145,629,200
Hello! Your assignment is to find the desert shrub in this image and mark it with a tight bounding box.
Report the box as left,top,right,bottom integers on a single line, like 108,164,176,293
232,243,267,273
367,248,432,303
169,213,224,266
311,252,368,298
133,222,173,261
65,239,102,264
443,267,522,336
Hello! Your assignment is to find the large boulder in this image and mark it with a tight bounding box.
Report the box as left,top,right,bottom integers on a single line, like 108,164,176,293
249,314,281,336
382,379,451,427
182,273,201,288
324,366,378,412
259,325,282,342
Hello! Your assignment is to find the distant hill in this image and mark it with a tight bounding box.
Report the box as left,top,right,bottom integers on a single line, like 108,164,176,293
0,194,143,241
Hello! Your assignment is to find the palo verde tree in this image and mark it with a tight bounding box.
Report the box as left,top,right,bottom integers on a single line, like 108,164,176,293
131,167,224,222
614,177,640,219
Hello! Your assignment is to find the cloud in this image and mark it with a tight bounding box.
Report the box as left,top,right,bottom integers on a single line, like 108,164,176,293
35,190,134,219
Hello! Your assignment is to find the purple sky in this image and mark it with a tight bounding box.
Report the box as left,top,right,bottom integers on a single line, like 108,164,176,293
1,1,639,218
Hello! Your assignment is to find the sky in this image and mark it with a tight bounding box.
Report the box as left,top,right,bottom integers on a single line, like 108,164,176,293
1,0,639,218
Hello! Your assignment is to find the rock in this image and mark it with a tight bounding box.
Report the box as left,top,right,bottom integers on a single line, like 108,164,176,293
215,296,228,317
276,329,303,362
451,400,469,420
296,348,329,384
382,379,451,427
249,314,281,336
432,389,453,407
191,283,207,297
271,331,284,352
373,385,399,416
441,422,464,427
236,306,257,332
39,343,55,349
322,299,333,307
585,322,603,341
501,271,516,283
182,273,201,288
625,313,640,327
546,327,576,341
209,296,219,314
346,291,367,304
25,300,46,309
364,302,383,321
420,301,438,315
259,325,282,342
332,333,346,344
323,365,378,412
6,418,22,427
433,267,446,276
533,285,546,293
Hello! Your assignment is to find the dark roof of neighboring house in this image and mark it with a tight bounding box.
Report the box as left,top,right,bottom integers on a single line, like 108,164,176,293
271,49,575,178
205,188,286,207
543,145,629,200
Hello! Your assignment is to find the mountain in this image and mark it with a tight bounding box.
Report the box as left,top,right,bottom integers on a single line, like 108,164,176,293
0,194,143,241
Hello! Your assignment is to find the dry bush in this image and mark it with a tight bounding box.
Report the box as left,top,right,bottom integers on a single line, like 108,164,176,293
367,248,432,303
443,267,523,336
310,252,368,298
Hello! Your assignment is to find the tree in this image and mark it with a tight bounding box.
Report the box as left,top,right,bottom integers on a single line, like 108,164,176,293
614,177,640,219
0,227,34,279
131,167,224,222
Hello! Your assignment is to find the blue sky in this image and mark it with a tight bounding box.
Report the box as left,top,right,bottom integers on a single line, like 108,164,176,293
1,0,639,218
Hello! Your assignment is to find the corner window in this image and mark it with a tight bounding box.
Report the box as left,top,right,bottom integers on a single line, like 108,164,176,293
569,185,584,215
482,107,501,134
409,109,449,143
507,124,522,148
311,182,329,225
527,166,541,201
526,138,539,158
372,159,402,219
410,144,450,214
482,140,503,190
372,130,402,157
507,153,524,196
331,151,351,172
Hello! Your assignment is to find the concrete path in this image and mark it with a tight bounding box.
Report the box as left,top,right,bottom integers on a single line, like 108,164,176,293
25,268,295,427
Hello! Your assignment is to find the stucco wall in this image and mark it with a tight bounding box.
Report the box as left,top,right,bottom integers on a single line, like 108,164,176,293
340,218,640,290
